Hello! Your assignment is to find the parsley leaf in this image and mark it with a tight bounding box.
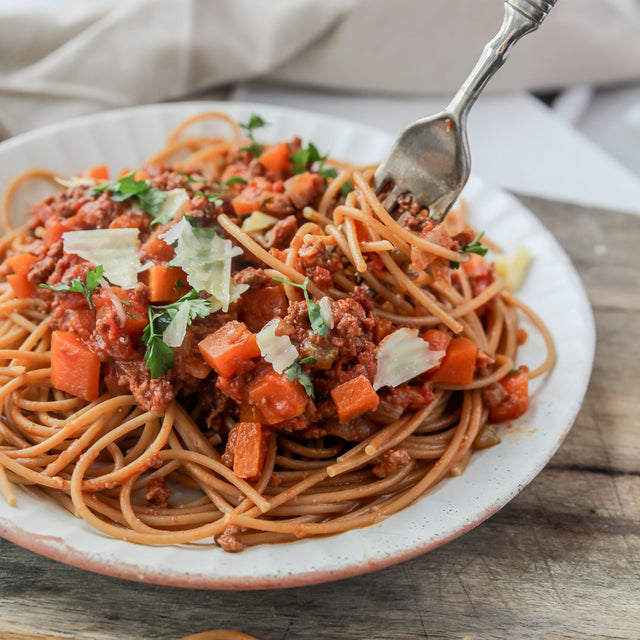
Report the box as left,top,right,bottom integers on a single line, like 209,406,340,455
450,232,488,270
194,191,224,207
462,232,488,257
142,290,212,378
340,178,354,198
272,276,330,338
239,113,269,157
285,358,316,398
91,172,168,215
40,265,103,309
290,141,337,182
223,176,248,186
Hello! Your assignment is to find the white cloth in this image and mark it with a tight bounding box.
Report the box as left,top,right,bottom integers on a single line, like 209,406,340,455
0,0,639,137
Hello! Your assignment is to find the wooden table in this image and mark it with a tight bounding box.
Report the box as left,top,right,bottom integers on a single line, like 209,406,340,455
1,196,638,640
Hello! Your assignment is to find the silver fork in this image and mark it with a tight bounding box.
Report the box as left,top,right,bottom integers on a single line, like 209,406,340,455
374,0,557,222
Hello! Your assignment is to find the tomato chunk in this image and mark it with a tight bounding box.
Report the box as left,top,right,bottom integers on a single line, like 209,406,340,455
489,366,529,423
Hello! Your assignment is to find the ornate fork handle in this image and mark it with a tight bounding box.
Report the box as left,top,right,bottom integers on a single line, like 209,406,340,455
448,0,557,121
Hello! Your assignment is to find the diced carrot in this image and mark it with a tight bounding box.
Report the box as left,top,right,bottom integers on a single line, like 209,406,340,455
5,254,37,298
148,265,189,304
231,192,261,217
7,274,33,298
231,422,266,480
5,253,36,276
51,331,100,401
421,329,452,352
44,218,73,245
517,328,528,346
239,403,266,423
248,370,308,425
83,165,109,181
239,284,288,333
430,336,478,385
489,366,530,423
93,287,148,336
118,168,132,178
198,321,261,378
331,375,379,424
258,143,291,173
141,231,175,262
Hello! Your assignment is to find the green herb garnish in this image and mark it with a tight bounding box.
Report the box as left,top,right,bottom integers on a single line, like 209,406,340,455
284,357,317,398
194,191,224,207
239,113,268,157
91,172,167,215
450,232,489,269
142,290,211,378
272,276,329,337
40,265,103,309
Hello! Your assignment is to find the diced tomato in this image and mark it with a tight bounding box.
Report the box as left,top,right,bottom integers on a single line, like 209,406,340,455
83,165,109,181
421,329,452,352
489,366,530,423
239,284,288,333
44,218,74,245
5,254,37,298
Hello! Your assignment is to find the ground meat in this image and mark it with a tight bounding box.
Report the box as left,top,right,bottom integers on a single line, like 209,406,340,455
104,361,175,412
215,525,245,553
74,193,128,229
372,449,412,478
29,186,93,228
482,382,507,408
265,215,297,249
297,239,342,277
263,194,295,217
234,267,267,287
379,382,434,413
326,416,378,442
145,477,171,507
451,228,477,251
396,195,423,217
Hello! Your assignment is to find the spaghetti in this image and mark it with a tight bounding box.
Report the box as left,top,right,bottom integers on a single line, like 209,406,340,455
0,112,555,551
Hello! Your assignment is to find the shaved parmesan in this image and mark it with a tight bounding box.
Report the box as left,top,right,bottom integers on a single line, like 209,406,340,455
162,301,190,347
154,188,189,225
241,211,278,234
494,246,532,291
62,228,140,289
318,297,334,329
373,328,445,391
98,278,127,327
55,176,96,188
160,218,248,312
256,319,298,374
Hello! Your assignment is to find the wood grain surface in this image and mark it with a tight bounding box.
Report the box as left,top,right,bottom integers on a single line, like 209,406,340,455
1,196,638,640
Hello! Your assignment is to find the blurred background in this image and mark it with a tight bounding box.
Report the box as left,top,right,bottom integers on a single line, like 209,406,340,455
0,0,639,213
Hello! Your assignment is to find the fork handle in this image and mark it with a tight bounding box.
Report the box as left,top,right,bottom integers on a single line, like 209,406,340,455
447,0,557,121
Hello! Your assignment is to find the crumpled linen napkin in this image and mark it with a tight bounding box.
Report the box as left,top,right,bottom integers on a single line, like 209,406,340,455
0,0,639,138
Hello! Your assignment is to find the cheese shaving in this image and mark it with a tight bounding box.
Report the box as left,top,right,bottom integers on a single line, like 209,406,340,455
373,328,445,390
494,246,532,291
62,228,140,289
160,218,248,311
162,301,190,348
241,211,278,234
318,297,334,329
256,319,298,374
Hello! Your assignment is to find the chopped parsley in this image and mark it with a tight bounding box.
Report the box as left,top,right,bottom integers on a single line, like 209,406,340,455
40,265,103,309
142,290,211,378
194,191,224,207
223,176,247,186
239,113,268,157
91,172,167,215
450,232,489,269
290,141,338,182
341,178,354,198
272,276,330,338
285,357,316,398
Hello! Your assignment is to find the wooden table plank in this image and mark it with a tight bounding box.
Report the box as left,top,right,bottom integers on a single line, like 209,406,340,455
1,196,639,640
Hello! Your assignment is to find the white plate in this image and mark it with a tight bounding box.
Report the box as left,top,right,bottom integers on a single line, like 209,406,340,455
0,102,595,589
